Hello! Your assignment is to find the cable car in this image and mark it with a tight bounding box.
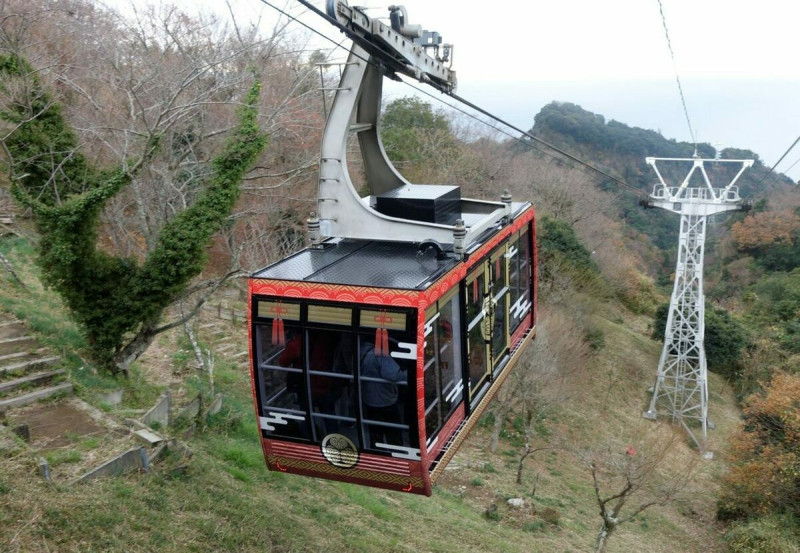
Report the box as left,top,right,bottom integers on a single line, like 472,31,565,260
248,1,536,495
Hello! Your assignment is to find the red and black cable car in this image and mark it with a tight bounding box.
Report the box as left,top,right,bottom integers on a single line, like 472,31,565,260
247,1,537,495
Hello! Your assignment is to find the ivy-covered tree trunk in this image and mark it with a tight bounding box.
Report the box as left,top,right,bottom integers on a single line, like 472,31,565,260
0,54,267,373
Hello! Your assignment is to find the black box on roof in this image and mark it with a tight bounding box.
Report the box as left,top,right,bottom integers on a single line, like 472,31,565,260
374,184,461,225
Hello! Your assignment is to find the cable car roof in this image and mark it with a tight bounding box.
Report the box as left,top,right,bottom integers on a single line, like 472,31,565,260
253,202,532,291
253,238,458,291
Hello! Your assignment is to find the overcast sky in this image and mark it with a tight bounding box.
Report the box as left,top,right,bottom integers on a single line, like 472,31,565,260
106,0,800,181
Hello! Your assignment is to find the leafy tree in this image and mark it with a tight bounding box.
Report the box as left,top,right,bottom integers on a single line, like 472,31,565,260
731,210,800,252
718,372,800,522
379,96,459,181
750,269,800,352
537,215,597,275
0,54,267,373
652,301,750,379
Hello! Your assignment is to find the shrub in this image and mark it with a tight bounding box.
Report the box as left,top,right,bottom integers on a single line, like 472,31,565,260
718,373,800,521
652,301,750,380
540,507,561,526
724,514,800,553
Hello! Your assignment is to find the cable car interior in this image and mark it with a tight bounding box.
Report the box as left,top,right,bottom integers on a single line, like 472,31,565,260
248,0,537,495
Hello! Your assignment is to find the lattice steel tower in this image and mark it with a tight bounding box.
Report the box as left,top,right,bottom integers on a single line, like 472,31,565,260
642,157,753,450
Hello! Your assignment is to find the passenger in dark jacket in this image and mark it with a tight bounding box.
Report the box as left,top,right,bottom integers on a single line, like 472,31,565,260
359,341,407,448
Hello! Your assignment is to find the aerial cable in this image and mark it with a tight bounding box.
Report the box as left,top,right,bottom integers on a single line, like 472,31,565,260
656,0,698,156
779,154,800,179
398,78,638,196
758,133,800,185
258,0,641,197
445,88,643,196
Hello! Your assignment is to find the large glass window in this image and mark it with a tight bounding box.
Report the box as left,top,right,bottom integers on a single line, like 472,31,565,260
508,227,533,335
490,247,509,367
254,301,307,440
466,268,489,405
423,291,463,445
307,327,357,444
358,309,415,453
254,300,417,454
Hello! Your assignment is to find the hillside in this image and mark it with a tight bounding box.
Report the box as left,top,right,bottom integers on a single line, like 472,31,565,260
0,232,742,553
1,1,798,549
530,102,799,256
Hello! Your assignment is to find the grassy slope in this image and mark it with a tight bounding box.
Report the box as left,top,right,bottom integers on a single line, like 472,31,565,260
0,237,741,553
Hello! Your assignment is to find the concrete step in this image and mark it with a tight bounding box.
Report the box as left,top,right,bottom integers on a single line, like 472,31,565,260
0,321,28,340
0,382,73,412
0,356,60,378
0,369,66,395
0,349,48,366
0,336,39,356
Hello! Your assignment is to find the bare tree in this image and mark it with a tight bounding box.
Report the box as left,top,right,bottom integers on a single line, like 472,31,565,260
0,0,327,371
486,306,591,487
586,425,695,553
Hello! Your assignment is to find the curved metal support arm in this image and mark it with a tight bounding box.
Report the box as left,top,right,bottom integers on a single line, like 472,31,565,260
317,44,508,247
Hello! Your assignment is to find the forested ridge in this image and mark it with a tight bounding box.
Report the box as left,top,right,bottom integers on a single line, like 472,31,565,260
0,1,798,552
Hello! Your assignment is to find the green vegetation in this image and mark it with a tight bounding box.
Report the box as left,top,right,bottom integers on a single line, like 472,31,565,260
724,514,800,553
652,301,751,379
0,54,267,374
750,269,800,352
533,101,709,160
537,216,597,275
381,96,456,165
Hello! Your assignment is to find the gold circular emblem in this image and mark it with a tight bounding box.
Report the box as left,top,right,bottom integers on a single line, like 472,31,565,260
321,433,359,468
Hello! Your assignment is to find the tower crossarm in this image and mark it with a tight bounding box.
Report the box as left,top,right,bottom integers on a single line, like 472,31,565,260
644,157,754,211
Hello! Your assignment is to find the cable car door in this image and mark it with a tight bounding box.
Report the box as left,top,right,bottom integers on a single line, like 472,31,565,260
465,244,509,409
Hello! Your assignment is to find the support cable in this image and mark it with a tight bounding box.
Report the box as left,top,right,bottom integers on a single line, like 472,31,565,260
779,154,800,180
656,0,698,156
402,78,643,198
258,0,644,198
759,133,800,185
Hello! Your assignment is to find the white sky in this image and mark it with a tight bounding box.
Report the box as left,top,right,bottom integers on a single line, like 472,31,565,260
105,0,800,181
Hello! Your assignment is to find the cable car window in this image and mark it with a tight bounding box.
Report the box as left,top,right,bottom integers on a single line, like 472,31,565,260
438,293,463,415
254,301,308,440
466,268,490,404
357,315,415,452
423,290,463,443
508,227,532,335
466,270,485,322
491,247,509,367
305,328,358,443
423,306,440,441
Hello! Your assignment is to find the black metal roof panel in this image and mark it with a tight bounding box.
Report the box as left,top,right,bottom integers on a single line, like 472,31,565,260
252,238,459,290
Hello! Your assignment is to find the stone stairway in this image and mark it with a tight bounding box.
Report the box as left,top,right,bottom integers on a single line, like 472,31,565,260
197,299,249,371
0,319,71,413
